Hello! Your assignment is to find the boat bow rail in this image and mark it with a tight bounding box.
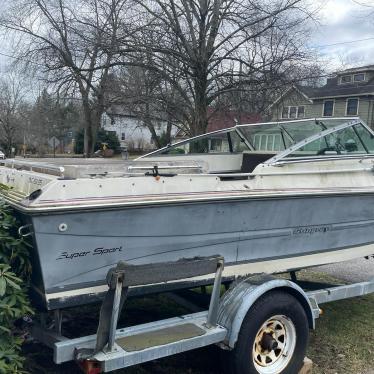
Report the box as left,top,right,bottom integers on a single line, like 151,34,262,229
0,159,65,176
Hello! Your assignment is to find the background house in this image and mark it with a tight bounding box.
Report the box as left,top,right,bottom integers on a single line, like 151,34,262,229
206,109,262,132
101,104,178,151
104,105,261,149
269,65,374,128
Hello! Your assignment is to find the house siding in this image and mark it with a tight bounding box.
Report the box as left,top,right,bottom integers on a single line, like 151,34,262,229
302,99,323,118
101,112,178,151
314,97,373,125
366,72,374,81
337,71,374,83
270,87,374,128
271,90,313,121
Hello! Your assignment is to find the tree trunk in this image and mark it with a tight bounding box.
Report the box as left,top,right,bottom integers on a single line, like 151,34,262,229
144,101,162,149
145,120,161,149
8,137,12,156
2,122,13,157
91,108,104,155
83,124,94,157
166,119,172,144
191,73,209,136
82,98,102,157
191,98,208,136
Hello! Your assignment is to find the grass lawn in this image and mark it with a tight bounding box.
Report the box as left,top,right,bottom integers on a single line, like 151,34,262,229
308,295,374,374
24,271,374,374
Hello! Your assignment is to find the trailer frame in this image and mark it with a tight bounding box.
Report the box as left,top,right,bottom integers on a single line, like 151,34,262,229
31,256,374,374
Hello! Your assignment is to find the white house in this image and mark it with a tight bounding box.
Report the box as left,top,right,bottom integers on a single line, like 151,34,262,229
101,104,178,151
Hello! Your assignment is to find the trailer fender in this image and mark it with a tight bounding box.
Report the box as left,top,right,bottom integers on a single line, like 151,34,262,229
217,275,318,349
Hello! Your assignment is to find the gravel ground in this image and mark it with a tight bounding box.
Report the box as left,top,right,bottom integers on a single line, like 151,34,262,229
315,257,374,283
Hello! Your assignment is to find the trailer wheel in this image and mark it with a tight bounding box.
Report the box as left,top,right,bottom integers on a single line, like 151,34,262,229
226,290,309,374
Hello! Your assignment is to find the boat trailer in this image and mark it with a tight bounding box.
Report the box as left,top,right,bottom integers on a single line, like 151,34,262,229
31,256,374,374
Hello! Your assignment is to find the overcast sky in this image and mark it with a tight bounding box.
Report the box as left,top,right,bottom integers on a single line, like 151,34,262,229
312,0,374,70
0,0,374,75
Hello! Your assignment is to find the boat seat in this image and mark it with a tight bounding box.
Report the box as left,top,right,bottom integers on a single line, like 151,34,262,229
240,152,277,173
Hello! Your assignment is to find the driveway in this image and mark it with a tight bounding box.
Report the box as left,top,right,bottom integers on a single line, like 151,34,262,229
315,257,374,283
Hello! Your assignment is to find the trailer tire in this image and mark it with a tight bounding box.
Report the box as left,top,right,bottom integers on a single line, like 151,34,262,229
225,290,309,374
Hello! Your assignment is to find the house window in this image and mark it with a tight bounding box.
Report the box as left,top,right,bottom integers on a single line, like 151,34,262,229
281,106,305,119
281,107,289,119
354,73,365,82
289,106,297,118
323,100,334,117
340,75,352,84
346,98,359,115
298,106,305,118
121,132,126,141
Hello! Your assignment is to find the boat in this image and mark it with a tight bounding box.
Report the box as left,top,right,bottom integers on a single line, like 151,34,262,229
1,117,374,311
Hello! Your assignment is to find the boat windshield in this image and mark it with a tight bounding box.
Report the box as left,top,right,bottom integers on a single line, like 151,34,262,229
147,128,250,156
266,119,374,163
237,118,349,151
142,118,361,157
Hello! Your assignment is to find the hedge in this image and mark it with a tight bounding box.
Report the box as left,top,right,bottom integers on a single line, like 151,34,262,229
0,201,33,373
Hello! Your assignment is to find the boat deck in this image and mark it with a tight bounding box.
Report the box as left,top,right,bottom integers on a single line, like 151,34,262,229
0,158,204,179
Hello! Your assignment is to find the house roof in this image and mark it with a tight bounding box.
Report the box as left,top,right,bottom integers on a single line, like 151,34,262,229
296,85,316,98
105,104,169,122
335,64,374,75
267,84,314,110
105,104,135,118
270,65,374,106
207,109,261,131
174,110,261,138
271,78,374,107
310,76,374,99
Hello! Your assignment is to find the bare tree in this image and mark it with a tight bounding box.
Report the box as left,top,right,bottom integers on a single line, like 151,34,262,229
28,89,82,154
0,74,26,155
0,0,132,156
109,63,184,149
1,0,320,149
124,0,317,135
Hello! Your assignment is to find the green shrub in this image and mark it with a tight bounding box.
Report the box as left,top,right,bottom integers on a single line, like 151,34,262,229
74,128,121,154
0,201,33,373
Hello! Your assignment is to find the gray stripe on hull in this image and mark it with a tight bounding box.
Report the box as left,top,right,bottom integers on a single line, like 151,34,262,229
40,243,374,310
27,193,374,309
44,240,374,295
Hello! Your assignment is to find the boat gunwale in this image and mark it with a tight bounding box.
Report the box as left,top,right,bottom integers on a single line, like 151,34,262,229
4,186,374,214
